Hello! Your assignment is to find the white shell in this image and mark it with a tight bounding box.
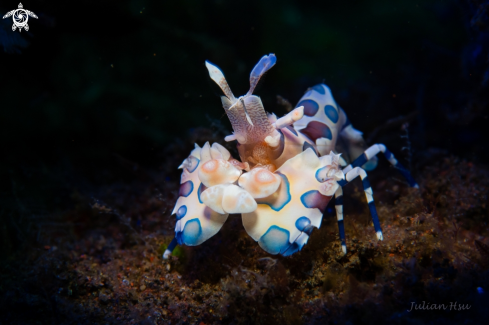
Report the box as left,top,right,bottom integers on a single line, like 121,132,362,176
172,149,229,246
201,184,257,214
242,148,334,255
200,184,228,214
200,142,212,163
221,184,257,213
198,159,241,187
238,167,281,198
211,143,231,161
190,143,201,158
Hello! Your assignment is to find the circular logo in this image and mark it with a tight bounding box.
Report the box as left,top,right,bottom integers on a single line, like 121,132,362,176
2,3,38,32
13,9,28,28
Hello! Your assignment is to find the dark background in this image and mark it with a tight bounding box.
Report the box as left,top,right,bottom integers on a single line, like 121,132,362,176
1,0,488,264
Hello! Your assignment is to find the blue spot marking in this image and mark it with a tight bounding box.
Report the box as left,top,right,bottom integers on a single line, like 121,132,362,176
176,205,187,220
300,121,332,141
312,84,326,94
324,105,339,123
302,191,319,208
256,172,291,211
295,217,311,231
181,218,202,245
315,165,328,182
298,99,319,117
341,115,351,131
179,181,194,197
258,225,290,255
302,141,317,155
187,156,200,173
197,183,207,204
300,190,331,212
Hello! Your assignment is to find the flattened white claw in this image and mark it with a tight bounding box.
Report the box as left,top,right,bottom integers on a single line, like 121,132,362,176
222,185,257,213
318,153,333,166
180,168,191,184
201,184,229,214
178,159,187,169
238,168,282,198
198,159,241,187
211,143,231,161
210,147,223,160
190,143,201,159
200,142,212,163
316,152,343,196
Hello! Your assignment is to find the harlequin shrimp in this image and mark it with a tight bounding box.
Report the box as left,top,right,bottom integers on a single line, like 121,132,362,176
163,54,417,259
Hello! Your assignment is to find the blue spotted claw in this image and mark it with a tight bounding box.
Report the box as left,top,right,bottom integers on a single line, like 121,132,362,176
172,143,230,246
242,149,342,255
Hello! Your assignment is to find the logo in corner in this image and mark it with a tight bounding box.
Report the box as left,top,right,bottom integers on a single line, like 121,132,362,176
2,3,37,32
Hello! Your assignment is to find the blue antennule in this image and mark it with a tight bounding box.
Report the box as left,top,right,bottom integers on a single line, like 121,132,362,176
247,53,277,96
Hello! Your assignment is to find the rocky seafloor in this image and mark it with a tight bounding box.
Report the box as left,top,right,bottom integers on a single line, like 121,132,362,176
1,131,489,325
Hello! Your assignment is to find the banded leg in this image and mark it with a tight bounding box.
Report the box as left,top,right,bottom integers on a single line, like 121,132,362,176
344,144,418,188
337,167,383,254
334,187,347,254
163,238,178,259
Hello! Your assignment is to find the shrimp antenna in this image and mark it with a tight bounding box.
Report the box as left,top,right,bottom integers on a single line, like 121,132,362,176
205,61,236,102
247,54,277,96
